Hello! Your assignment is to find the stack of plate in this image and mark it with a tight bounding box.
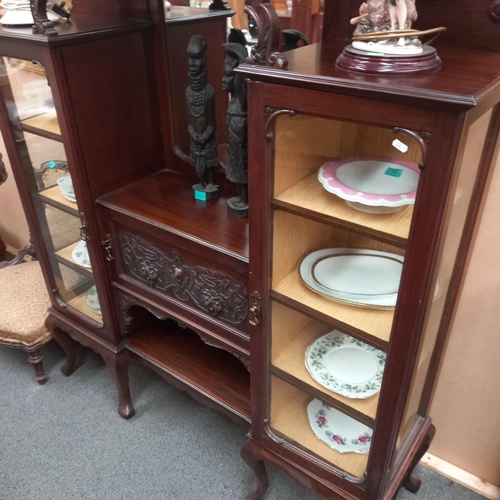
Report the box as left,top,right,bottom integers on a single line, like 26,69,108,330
57,175,76,203
305,331,386,454
318,157,420,214
300,248,404,309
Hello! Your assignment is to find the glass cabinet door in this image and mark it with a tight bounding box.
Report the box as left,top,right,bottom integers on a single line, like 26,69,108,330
0,56,103,326
266,113,426,479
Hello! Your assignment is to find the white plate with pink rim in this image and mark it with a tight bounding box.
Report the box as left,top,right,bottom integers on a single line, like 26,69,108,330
318,157,420,214
307,398,372,454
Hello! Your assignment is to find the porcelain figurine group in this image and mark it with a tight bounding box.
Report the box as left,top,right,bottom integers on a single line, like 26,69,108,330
186,31,249,218
350,0,422,55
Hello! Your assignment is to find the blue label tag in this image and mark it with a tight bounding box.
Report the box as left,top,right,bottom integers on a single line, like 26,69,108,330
194,190,207,201
48,160,57,169
384,167,403,178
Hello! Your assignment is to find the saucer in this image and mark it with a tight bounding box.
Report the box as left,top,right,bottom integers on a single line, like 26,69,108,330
71,240,91,268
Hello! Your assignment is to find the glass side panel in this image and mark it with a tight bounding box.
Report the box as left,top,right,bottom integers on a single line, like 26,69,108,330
268,112,424,470
396,108,493,447
1,57,103,325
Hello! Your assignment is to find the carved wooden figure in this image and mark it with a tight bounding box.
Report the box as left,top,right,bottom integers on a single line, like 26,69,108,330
223,42,249,218
186,35,220,201
30,0,57,35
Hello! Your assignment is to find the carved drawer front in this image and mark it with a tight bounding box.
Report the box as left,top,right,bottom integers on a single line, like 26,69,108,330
118,230,248,326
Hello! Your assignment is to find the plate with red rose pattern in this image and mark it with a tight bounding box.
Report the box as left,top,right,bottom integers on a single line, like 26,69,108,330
307,398,372,454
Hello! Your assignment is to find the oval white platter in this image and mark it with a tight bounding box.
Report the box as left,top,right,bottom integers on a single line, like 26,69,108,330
307,399,372,454
300,248,404,309
72,240,91,268
318,157,420,214
305,331,386,399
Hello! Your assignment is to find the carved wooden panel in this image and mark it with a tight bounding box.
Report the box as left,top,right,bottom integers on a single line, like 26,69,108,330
119,231,247,324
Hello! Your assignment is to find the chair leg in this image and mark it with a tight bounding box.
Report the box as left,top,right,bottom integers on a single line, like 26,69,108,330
27,345,47,385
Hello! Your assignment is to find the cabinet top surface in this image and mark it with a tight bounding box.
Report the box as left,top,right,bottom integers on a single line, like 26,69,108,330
98,170,249,262
238,41,500,107
0,15,151,44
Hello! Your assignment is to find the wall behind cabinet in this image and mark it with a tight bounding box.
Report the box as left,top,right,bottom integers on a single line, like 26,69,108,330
428,149,500,488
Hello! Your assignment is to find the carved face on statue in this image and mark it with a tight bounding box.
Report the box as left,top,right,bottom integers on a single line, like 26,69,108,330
187,35,207,84
222,43,247,96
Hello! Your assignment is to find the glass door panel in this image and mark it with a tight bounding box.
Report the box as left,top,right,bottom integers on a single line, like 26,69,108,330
1,56,103,325
267,112,425,474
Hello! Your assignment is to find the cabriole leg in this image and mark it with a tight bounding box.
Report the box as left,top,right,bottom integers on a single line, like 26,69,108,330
241,439,269,500
403,423,436,494
104,351,135,420
50,326,78,377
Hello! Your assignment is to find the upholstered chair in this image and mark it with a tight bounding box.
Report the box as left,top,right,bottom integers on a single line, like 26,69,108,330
0,150,53,383
0,244,52,384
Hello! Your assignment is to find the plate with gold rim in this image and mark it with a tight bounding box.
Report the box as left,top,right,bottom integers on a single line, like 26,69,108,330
300,248,404,309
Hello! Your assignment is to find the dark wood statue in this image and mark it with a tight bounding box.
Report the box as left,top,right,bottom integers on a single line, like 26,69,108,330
222,42,249,218
186,35,219,201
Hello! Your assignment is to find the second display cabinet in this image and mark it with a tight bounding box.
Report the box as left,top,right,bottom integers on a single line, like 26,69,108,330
237,41,500,500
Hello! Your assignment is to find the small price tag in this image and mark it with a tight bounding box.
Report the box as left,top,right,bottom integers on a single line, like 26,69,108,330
194,190,207,201
385,167,404,178
392,138,409,153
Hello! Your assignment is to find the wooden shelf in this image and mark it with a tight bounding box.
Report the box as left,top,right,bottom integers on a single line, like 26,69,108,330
67,292,103,325
98,170,249,262
273,173,413,248
271,377,368,478
272,269,393,349
38,185,79,216
271,320,380,426
21,113,62,142
128,322,251,423
55,241,93,279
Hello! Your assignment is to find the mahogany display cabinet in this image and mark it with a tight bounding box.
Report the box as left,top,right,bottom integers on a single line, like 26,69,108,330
0,1,251,425
0,15,164,418
236,37,500,500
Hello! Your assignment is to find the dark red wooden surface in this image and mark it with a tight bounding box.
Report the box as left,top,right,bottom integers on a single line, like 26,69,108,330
237,41,500,108
0,15,151,44
98,170,249,261
128,320,251,419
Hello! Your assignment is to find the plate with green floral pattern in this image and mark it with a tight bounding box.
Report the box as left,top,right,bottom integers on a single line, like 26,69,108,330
307,398,372,454
305,331,386,399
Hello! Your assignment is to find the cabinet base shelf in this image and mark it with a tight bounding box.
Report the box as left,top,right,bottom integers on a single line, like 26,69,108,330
127,320,251,426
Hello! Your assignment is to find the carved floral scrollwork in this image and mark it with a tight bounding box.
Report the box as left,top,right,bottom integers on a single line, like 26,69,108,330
119,232,247,324
264,107,298,141
245,0,288,68
30,0,58,35
115,289,176,335
491,0,500,22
